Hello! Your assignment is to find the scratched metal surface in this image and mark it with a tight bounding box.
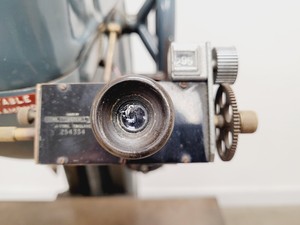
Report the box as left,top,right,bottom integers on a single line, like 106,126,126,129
36,81,209,164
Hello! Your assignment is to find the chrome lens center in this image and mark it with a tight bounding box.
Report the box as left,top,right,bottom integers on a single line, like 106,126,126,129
118,101,148,133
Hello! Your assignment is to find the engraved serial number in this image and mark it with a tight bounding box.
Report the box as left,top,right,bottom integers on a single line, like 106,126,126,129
59,128,86,136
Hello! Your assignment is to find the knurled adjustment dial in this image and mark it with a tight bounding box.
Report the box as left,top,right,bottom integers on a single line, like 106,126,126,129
213,47,238,84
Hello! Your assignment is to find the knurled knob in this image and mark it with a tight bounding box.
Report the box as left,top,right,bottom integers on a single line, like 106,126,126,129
213,47,238,84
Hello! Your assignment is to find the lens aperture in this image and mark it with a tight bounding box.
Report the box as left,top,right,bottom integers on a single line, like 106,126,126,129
118,101,148,132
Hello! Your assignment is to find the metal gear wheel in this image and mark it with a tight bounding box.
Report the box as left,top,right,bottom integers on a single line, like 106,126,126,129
215,84,241,161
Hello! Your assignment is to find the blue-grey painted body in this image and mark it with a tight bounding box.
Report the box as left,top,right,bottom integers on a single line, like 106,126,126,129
0,0,104,92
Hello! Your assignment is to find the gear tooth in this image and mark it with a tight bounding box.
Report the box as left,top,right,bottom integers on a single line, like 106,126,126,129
215,84,240,161
213,47,238,84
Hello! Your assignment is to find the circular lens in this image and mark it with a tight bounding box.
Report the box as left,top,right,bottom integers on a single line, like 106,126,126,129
91,75,174,159
118,101,148,132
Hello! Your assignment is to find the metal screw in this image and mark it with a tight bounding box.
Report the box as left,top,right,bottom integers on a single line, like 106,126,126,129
56,156,68,164
119,158,127,165
179,82,188,89
140,165,149,173
181,153,191,163
58,83,68,91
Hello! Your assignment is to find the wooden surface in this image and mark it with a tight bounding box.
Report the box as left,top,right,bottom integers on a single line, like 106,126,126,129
0,197,224,225
223,206,300,225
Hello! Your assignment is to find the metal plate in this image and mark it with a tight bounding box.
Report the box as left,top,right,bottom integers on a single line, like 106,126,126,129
35,81,209,164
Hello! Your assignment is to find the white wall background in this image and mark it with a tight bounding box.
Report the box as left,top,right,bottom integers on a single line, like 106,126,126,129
129,0,300,206
0,157,68,201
